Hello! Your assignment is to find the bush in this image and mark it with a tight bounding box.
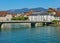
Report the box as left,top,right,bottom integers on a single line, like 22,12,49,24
11,16,28,20
24,17,28,20
52,20,58,22
11,17,16,20
52,20,59,24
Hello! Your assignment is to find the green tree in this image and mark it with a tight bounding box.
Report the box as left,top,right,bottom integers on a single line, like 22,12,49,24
11,16,28,20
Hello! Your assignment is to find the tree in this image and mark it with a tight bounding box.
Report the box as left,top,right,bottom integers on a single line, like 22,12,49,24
11,16,28,20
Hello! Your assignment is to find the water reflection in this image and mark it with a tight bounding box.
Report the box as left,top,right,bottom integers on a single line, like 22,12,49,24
0,24,60,43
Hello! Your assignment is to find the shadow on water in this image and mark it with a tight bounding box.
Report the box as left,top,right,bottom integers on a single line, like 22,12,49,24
0,28,1,31
31,22,36,28
31,26,35,28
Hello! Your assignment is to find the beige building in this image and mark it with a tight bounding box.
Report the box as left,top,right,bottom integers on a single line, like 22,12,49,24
0,14,12,21
5,14,12,21
0,17,6,21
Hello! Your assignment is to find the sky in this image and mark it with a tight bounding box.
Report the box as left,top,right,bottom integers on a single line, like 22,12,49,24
0,0,60,11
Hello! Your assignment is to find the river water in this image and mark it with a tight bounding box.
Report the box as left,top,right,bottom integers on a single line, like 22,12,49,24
0,23,60,43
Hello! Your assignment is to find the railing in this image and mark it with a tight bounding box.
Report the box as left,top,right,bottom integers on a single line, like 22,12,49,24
0,20,52,23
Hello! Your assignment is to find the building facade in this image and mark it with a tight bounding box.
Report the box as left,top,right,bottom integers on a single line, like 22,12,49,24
29,11,55,22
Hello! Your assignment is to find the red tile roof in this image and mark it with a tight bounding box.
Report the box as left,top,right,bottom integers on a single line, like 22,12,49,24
0,11,9,17
11,14,17,17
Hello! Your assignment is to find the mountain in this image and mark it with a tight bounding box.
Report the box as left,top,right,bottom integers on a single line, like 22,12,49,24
31,7,47,12
7,8,30,14
57,8,60,10
7,7,47,14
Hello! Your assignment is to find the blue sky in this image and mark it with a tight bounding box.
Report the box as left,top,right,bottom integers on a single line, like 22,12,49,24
0,0,60,11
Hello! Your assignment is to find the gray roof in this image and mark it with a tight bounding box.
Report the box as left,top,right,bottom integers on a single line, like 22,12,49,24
30,14,49,16
30,12,54,16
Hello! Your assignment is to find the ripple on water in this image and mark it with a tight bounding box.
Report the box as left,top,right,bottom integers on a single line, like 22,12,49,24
0,25,60,43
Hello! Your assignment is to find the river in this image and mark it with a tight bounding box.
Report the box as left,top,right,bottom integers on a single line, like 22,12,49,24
0,23,60,43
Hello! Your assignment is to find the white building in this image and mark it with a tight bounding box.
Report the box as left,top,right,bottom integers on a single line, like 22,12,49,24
16,14,22,16
29,11,55,22
55,16,60,20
